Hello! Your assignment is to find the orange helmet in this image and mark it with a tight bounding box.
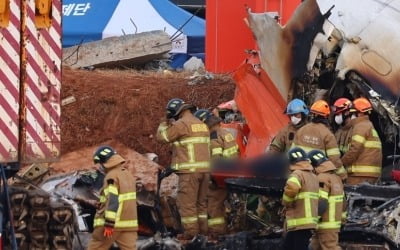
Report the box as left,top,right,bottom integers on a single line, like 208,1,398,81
310,100,330,117
333,98,352,114
352,97,372,113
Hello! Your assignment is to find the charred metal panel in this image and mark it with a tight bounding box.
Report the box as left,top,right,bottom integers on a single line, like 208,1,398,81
345,183,400,248
247,0,331,100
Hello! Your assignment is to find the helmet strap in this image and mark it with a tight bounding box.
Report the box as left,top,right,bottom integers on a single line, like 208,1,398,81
342,111,352,122
99,164,106,174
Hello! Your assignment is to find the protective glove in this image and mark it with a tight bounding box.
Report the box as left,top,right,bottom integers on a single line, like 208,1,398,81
103,226,114,238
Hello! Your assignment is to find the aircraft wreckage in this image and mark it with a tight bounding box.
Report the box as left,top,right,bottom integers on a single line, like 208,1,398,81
247,0,400,143
8,0,400,249
239,0,400,248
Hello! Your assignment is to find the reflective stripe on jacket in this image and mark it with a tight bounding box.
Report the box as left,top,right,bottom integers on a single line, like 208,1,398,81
93,164,137,231
282,161,319,231
208,217,225,226
156,112,211,173
210,127,239,160
269,122,304,153
335,123,352,156
316,162,344,231
292,122,343,170
341,116,382,178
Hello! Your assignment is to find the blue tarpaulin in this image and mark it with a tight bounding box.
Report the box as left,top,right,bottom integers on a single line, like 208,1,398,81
62,0,205,55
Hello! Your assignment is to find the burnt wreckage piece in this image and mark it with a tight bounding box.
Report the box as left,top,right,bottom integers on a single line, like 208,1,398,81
343,183,400,249
225,176,400,249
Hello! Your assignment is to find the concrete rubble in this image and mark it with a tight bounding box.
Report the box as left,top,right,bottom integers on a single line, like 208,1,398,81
183,56,205,72
63,30,172,69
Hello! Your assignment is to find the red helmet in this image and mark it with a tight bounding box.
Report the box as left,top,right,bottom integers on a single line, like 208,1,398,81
310,100,330,117
352,97,372,113
333,98,352,114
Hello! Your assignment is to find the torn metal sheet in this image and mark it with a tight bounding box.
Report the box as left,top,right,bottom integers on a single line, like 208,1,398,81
247,0,331,100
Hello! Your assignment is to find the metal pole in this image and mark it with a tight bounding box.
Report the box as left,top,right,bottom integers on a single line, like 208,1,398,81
169,7,203,42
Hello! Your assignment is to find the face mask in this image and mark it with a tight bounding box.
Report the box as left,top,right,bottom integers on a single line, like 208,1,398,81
351,114,357,120
291,116,302,125
334,114,343,125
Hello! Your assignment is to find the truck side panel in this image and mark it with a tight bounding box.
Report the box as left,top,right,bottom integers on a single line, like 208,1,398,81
0,0,21,162
21,0,61,163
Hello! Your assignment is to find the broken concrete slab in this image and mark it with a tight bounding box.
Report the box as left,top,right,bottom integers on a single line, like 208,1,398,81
63,30,172,69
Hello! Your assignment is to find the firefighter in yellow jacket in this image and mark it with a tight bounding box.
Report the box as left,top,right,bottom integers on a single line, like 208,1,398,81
308,150,344,250
333,98,354,157
260,99,309,218
194,109,239,238
282,147,319,250
88,146,138,250
268,98,309,153
157,98,211,239
341,97,382,185
291,100,347,180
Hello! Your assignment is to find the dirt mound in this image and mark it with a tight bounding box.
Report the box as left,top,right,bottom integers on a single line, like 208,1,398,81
50,140,163,191
61,67,235,166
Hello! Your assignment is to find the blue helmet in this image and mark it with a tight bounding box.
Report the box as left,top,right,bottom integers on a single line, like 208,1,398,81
286,99,309,115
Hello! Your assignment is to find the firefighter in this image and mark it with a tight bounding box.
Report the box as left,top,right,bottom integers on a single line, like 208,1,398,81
87,146,138,250
332,97,353,222
156,98,211,239
258,99,309,218
341,97,382,185
282,147,319,250
308,150,344,250
268,98,309,153
291,100,347,180
194,109,239,238
333,98,353,156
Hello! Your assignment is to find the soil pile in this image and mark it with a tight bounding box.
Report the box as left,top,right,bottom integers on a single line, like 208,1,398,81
50,140,160,191
61,67,235,167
